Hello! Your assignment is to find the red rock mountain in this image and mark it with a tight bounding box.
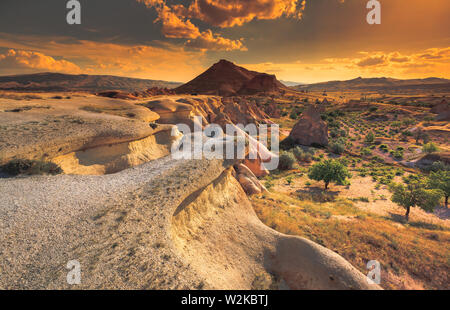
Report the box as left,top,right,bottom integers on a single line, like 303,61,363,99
175,59,289,96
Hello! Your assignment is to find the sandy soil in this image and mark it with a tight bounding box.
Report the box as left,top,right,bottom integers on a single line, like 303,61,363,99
273,172,449,227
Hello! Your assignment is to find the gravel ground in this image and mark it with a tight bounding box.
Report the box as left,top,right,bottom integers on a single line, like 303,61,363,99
0,156,229,289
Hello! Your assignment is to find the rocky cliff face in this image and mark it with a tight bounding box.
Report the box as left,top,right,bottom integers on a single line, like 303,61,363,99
238,73,286,95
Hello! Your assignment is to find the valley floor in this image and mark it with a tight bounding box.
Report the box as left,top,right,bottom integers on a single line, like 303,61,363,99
251,167,450,290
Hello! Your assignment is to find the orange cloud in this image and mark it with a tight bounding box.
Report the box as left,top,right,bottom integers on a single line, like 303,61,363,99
0,49,81,74
185,30,247,51
173,0,306,27
147,1,247,51
356,55,387,67
138,0,271,51
242,47,450,83
389,52,409,63
155,5,201,39
0,33,205,81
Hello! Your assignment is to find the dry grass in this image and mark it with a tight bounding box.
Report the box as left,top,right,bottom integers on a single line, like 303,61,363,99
251,190,450,290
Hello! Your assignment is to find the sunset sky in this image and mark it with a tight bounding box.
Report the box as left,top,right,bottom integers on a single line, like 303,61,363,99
0,0,449,83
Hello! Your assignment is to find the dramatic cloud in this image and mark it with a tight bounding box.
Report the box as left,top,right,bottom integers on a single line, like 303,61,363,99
139,0,307,51
0,49,81,74
185,30,247,51
155,5,201,39
172,0,306,28
0,33,205,81
138,1,247,51
389,52,410,63
242,47,450,83
356,55,387,67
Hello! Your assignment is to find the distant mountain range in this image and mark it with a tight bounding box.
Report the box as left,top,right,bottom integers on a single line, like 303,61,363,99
295,77,450,92
0,72,182,92
175,59,291,96
280,80,305,87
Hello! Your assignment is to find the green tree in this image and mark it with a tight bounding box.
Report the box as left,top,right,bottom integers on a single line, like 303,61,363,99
389,177,443,221
364,131,375,144
428,170,450,207
422,142,439,154
308,159,351,190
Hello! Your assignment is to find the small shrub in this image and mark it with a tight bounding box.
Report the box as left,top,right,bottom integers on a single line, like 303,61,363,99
356,197,370,203
422,142,439,154
329,139,346,155
1,159,62,176
402,118,416,126
80,106,103,113
364,132,375,144
430,161,450,172
361,148,372,156
278,152,296,170
379,144,388,151
330,128,347,138
392,150,403,160
289,109,301,120
264,180,274,190
293,147,312,163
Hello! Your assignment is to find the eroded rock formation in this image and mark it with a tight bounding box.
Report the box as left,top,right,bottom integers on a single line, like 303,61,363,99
0,157,380,290
287,105,329,147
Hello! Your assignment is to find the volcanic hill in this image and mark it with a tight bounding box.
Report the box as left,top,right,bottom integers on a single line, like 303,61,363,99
175,59,290,96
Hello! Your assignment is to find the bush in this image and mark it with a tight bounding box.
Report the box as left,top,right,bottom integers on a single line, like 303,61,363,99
364,132,375,144
427,170,450,207
328,119,341,129
329,127,347,138
1,159,62,176
402,118,416,126
289,109,301,120
361,148,372,156
278,152,296,170
392,149,404,160
379,144,389,152
430,161,450,172
329,139,346,155
293,147,312,163
422,142,439,154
